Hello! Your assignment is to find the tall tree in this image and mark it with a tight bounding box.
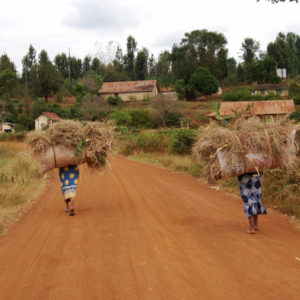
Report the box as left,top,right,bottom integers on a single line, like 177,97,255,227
125,35,137,80
83,55,92,74
33,50,63,102
54,53,69,78
240,38,260,65
135,48,148,80
0,54,18,97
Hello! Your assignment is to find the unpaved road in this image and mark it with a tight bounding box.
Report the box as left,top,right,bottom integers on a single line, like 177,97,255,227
0,149,300,299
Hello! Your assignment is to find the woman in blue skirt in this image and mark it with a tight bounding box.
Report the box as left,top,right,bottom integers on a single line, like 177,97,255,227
238,172,267,234
59,166,79,216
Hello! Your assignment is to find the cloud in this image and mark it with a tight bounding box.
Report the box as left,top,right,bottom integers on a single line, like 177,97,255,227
64,0,139,31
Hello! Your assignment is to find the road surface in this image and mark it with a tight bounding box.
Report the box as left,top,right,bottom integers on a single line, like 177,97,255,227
0,150,300,299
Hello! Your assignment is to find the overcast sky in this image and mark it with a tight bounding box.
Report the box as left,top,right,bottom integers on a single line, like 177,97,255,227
1,0,300,73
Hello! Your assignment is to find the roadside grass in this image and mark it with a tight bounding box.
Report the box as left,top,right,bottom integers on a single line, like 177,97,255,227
0,144,45,234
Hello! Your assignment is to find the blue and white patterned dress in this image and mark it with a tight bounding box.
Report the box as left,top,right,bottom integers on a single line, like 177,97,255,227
238,172,267,218
59,166,79,200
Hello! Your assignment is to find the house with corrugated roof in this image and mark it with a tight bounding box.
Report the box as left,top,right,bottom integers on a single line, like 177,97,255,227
207,100,295,119
252,83,289,97
98,80,158,101
35,112,62,131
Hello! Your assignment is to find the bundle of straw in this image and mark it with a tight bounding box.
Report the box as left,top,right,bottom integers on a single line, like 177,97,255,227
192,116,299,183
26,120,113,171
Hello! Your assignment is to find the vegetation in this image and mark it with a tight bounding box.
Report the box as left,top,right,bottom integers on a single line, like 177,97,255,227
0,144,45,233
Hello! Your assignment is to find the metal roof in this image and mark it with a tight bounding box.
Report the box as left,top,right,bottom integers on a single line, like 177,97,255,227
41,112,62,120
252,82,289,90
99,80,157,94
218,100,295,116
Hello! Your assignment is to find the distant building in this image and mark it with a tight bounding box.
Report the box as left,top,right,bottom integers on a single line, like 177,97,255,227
207,100,295,119
276,68,287,79
35,112,62,131
0,122,15,133
252,83,289,97
98,80,158,101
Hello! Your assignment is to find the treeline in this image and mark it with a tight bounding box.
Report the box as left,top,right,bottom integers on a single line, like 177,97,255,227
1,29,300,129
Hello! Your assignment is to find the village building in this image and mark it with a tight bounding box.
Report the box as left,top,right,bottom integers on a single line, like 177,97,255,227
0,122,15,133
207,100,295,119
98,80,158,101
252,83,289,97
35,112,62,131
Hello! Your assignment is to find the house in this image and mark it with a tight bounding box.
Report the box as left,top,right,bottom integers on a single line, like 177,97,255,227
207,100,295,119
159,86,178,99
98,80,158,101
0,122,15,133
35,112,62,131
252,83,289,97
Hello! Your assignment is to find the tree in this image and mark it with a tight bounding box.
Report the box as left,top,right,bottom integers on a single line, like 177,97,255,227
33,50,63,101
82,55,92,74
0,54,18,97
78,70,103,94
79,95,109,121
135,48,148,80
240,38,260,65
257,0,298,3
190,67,218,95
151,94,180,127
125,35,137,80
54,53,69,78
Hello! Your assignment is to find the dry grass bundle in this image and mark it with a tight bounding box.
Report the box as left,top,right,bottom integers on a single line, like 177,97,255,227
192,116,299,182
48,120,83,148
82,122,114,169
25,130,51,153
26,120,114,170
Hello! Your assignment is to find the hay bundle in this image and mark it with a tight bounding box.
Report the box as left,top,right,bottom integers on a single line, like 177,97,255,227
26,120,113,173
82,122,113,169
192,116,299,183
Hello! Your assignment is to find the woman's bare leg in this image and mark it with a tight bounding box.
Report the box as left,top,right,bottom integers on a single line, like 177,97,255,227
247,216,256,234
254,215,258,230
68,199,75,216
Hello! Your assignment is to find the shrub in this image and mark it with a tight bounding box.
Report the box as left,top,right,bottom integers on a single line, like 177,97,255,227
107,96,123,106
135,133,169,152
170,128,197,155
223,88,252,101
128,109,156,129
165,112,183,127
110,111,131,126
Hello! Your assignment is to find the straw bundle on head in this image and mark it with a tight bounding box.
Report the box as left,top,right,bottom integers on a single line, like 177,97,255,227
48,120,83,148
26,130,51,153
82,122,114,169
192,116,299,183
26,120,114,171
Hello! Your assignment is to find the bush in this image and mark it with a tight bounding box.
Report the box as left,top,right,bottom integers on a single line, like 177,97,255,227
128,109,156,129
170,128,197,155
107,96,123,106
223,88,252,101
110,111,131,126
165,112,183,127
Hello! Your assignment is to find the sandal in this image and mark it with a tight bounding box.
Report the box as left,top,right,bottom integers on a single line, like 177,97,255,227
64,208,70,213
68,209,75,216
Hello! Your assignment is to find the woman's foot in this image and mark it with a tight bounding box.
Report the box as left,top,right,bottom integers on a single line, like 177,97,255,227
68,209,75,216
247,228,256,234
64,208,70,213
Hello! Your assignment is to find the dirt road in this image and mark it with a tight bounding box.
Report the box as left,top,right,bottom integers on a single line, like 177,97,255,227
0,152,300,299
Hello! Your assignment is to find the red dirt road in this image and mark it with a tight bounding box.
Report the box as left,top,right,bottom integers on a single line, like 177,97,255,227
0,153,300,299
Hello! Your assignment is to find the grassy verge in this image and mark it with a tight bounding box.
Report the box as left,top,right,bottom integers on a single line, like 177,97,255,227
0,144,46,234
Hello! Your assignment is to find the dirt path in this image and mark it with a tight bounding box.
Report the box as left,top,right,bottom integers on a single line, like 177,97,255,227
0,151,300,299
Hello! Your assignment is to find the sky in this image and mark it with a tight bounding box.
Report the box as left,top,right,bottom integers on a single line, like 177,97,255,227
1,0,300,73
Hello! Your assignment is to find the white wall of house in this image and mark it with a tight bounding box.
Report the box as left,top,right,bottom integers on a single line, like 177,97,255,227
0,123,14,133
102,89,158,102
253,89,288,96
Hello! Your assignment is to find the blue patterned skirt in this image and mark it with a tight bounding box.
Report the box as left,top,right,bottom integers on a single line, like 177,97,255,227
238,173,267,218
59,166,79,200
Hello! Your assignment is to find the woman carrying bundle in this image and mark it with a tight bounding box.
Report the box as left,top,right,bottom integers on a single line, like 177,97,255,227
59,166,79,216
238,172,267,234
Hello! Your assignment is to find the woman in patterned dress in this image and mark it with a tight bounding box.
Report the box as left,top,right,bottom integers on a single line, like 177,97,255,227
238,172,267,234
59,166,79,216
